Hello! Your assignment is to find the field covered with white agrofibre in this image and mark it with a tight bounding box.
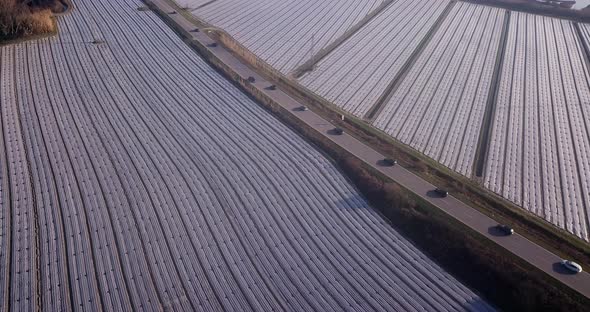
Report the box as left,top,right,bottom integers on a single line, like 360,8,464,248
0,0,494,310
486,12,590,241
179,0,387,74
299,0,450,117
373,2,505,178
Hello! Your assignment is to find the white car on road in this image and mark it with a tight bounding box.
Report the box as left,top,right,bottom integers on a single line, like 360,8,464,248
561,260,583,273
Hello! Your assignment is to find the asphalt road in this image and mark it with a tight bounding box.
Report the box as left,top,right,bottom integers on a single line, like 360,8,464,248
150,0,590,299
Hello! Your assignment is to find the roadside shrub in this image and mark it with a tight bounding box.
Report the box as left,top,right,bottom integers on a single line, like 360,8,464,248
0,0,54,41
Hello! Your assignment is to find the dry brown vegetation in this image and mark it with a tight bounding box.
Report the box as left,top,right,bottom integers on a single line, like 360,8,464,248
0,0,58,42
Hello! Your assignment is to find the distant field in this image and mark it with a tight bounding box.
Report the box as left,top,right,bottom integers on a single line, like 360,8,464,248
0,0,493,310
471,0,590,17
298,0,450,117
373,2,505,178
485,12,590,240
179,0,385,74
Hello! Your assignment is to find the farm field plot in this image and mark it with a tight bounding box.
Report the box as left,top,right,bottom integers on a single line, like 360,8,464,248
180,0,385,74
298,0,450,117
372,2,506,177
486,13,590,241
0,0,494,310
175,0,211,8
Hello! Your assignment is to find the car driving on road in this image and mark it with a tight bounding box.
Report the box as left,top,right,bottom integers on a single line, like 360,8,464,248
434,188,449,198
496,224,514,236
561,260,583,273
382,158,398,166
332,127,344,135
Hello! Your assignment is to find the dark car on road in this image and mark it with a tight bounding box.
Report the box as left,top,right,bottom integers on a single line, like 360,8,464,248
496,224,514,236
331,127,344,135
382,158,398,166
434,188,448,197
